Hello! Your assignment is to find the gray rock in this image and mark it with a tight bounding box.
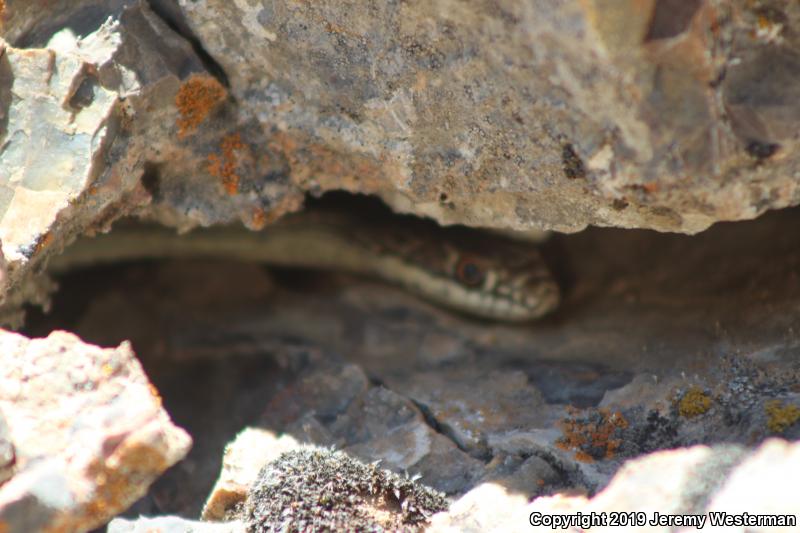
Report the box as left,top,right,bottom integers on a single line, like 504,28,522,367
430,440,800,532
161,1,800,233
3,1,800,321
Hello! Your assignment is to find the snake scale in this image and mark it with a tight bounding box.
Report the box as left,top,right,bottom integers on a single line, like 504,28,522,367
50,210,560,322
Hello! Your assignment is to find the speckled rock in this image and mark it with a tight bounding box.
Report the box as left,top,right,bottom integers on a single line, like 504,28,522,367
0,330,191,532
2,1,800,324
151,0,800,233
429,439,800,532
202,428,302,522
29,206,799,518
3,0,800,528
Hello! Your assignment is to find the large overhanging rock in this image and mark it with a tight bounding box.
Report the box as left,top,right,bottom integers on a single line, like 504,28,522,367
1,0,799,240
173,0,800,233
1,0,799,318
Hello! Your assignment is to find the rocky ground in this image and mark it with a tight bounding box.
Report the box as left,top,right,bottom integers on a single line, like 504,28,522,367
10,199,798,531
1,0,800,531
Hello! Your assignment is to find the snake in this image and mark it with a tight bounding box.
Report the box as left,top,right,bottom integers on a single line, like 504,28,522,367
50,210,560,322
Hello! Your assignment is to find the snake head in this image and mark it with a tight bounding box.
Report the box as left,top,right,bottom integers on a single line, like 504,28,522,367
447,245,559,321
418,229,560,322
368,218,560,322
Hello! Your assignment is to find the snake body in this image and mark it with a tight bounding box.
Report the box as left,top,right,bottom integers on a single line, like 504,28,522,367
51,211,559,321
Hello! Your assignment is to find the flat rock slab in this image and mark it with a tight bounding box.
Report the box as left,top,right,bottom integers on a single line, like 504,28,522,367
0,330,191,532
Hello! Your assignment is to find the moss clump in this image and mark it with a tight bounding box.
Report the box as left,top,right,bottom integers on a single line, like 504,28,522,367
678,387,712,418
244,447,448,532
765,400,800,434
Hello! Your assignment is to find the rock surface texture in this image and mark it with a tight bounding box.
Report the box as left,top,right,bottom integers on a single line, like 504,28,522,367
17,206,796,529
2,1,800,316
1,0,800,531
0,330,191,532
430,439,800,532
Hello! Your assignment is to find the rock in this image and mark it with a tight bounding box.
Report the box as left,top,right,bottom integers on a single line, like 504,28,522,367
28,206,798,514
3,1,800,320
107,516,244,533
428,483,529,533
255,358,486,495
383,368,548,458
0,1,300,325
0,21,120,266
429,439,800,532
173,0,800,234
0,412,14,485
704,439,800,532
0,19,125,326
3,0,800,528
0,330,191,532
201,428,303,522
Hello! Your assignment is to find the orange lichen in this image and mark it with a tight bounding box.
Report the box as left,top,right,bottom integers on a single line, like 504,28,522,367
765,400,800,434
249,206,283,230
265,129,401,194
148,384,162,407
678,387,712,418
557,408,629,461
175,74,226,138
33,232,54,255
574,451,595,464
251,207,268,229
207,133,245,195
79,443,168,529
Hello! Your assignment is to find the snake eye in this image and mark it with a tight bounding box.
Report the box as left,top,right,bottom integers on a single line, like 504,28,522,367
455,257,486,287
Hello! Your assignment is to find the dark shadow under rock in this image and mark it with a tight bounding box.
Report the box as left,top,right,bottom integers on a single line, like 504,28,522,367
23,206,800,518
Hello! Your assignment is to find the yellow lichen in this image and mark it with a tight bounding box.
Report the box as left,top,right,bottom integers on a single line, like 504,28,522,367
678,386,711,418
175,74,226,138
765,400,800,434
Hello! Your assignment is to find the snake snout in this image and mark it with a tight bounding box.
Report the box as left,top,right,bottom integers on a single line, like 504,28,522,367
522,276,560,318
